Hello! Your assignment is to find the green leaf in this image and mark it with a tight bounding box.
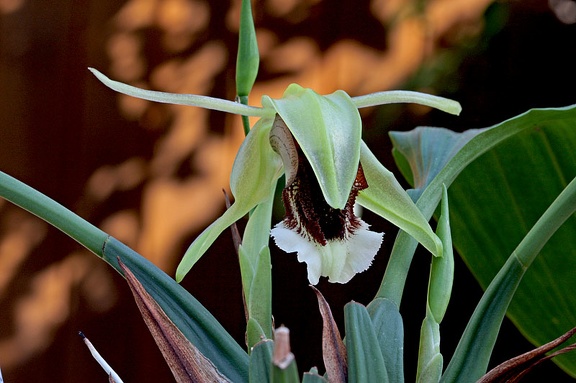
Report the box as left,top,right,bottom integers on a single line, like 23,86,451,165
176,116,282,281
0,171,249,382
442,107,576,378
427,185,454,324
378,105,576,308
390,127,481,194
367,298,404,383
105,238,251,383
249,340,273,383
344,302,388,383
263,84,362,209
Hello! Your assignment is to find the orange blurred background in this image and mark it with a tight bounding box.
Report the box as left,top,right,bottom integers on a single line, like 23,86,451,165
1,0,575,381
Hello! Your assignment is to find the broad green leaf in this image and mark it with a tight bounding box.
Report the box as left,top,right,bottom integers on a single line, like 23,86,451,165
391,127,482,196
441,174,576,381
0,171,250,382
388,104,576,379
249,340,273,383
444,113,576,377
176,116,282,281
358,142,443,258
263,84,362,210
367,298,404,383
378,105,576,307
344,302,389,383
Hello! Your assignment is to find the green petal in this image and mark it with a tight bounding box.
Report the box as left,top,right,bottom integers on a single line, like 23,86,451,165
262,84,362,209
357,142,442,257
176,116,282,281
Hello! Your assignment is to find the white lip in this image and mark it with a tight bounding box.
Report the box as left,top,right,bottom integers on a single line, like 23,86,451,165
271,220,383,284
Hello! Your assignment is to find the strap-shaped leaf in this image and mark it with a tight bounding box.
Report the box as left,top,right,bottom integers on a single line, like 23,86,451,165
378,105,576,308
367,298,405,383
0,170,250,382
344,302,388,383
249,340,274,383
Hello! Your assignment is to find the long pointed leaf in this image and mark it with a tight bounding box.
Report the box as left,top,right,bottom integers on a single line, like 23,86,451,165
344,302,388,383
378,105,576,308
120,260,232,383
0,171,249,382
367,298,405,383
441,175,576,382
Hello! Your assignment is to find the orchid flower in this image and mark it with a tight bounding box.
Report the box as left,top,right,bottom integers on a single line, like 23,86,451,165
89,68,461,285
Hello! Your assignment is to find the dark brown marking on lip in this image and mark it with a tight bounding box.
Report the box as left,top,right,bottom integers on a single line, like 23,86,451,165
280,135,367,246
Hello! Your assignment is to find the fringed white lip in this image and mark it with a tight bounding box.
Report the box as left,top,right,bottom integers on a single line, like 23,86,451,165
271,220,383,284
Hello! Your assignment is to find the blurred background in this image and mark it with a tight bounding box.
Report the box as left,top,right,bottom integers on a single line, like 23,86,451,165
1,0,575,381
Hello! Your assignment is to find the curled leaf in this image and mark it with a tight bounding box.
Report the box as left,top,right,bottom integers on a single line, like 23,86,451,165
119,259,232,383
311,286,347,383
479,326,576,383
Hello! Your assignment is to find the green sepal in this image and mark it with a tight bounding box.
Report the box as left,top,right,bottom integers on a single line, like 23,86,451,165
263,84,362,209
358,142,443,258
